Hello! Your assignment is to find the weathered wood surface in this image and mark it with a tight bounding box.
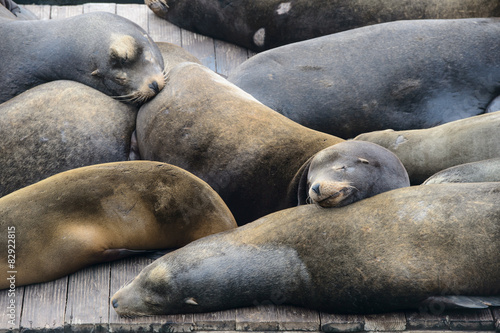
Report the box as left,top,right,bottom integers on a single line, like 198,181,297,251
0,2,498,333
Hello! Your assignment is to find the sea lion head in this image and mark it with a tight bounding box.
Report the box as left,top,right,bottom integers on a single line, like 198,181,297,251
85,13,166,104
111,262,176,317
299,141,410,208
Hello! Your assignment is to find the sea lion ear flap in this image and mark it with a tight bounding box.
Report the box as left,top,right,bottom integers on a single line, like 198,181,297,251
286,155,314,206
358,157,370,164
109,35,139,63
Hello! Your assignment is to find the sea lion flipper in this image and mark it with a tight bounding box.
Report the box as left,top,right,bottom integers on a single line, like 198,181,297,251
421,296,500,310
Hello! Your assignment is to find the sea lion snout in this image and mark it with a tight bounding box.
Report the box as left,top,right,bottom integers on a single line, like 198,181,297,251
308,181,355,207
149,80,161,94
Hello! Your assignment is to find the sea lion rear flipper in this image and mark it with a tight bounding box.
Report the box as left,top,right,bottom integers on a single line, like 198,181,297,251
421,296,500,309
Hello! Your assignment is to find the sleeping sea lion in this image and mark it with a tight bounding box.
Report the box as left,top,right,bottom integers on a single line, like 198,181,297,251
0,11,165,104
112,182,500,316
228,18,500,138
145,0,500,51
0,161,236,289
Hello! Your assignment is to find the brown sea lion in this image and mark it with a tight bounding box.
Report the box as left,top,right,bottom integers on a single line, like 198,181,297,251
111,182,500,316
0,161,237,289
423,158,500,184
136,60,344,225
228,18,500,138
354,111,500,184
0,80,137,197
145,0,500,52
0,11,165,104
291,141,409,208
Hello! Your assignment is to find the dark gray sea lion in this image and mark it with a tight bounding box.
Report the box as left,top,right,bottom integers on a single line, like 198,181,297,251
0,11,165,104
423,158,500,184
0,80,137,197
111,182,500,316
228,18,500,139
291,141,409,207
136,60,344,225
354,111,500,185
0,0,37,20
0,161,237,289
145,0,500,52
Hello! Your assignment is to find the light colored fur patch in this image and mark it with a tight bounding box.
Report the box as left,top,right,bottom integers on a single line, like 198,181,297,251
110,34,139,61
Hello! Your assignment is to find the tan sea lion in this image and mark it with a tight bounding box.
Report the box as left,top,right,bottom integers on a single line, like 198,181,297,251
423,158,500,184
0,11,165,104
145,0,500,52
0,161,236,289
354,111,500,184
0,80,137,197
136,59,344,225
290,141,409,208
112,182,500,316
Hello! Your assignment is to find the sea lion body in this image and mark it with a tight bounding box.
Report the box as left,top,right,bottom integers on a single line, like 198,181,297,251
293,141,409,207
145,0,500,52
423,158,500,184
0,11,165,104
354,111,500,184
0,80,137,197
0,161,237,289
228,18,500,138
136,60,343,224
112,182,500,316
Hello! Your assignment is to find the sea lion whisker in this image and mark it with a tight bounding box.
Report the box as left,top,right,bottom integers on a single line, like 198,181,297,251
111,92,140,100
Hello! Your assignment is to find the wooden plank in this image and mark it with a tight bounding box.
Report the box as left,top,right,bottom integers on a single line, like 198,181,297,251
50,5,83,19
447,309,496,331
147,9,181,45
276,306,320,331
22,4,50,19
406,309,450,330
82,3,116,13
108,256,195,333
0,286,24,331
192,310,236,331
214,39,249,77
363,312,406,331
320,313,365,332
492,307,500,331
181,30,216,71
64,263,110,332
235,305,279,331
116,4,148,31
20,277,68,331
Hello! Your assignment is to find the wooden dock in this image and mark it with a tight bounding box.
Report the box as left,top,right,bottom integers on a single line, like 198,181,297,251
1,3,499,332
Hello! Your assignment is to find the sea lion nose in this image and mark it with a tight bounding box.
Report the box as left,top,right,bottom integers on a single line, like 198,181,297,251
149,81,160,94
311,183,321,195
112,299,119,308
